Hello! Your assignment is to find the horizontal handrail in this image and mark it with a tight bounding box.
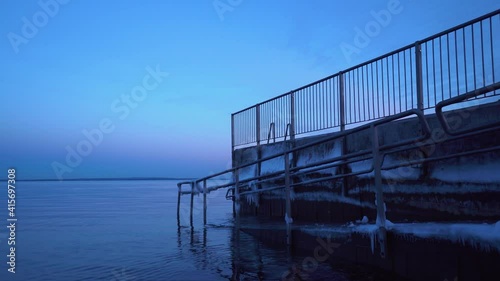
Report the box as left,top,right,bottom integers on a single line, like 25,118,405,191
436,82,500,136
179,109,430,193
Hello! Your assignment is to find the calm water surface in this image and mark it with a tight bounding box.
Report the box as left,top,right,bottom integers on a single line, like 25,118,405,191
0,180,358,281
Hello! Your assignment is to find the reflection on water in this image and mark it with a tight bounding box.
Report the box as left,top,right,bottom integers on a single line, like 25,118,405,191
0,180,353,281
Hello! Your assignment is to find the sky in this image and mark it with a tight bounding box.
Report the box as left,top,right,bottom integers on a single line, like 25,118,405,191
1,0,499,180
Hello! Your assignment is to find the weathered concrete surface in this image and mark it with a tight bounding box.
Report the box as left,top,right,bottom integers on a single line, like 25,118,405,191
234,101,500,223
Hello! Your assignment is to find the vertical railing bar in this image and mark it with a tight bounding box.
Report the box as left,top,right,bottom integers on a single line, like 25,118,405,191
303,89,306,134
365,65,371,120
398,52,402,111
323,81,327,129
332,78,336,127
321,82,325,129
347,71,351,123
313,85,316,131
490,17,495,84
337,77,340,127
326,80,330,128
315,84,319,131
425,42,430,107
472,23,477,91
463,27,468,92
352,71,356,123
249,110,251,144
432,39,437,105
410,48,414,108
290,91,295,142
403,51,407,112
455,30,460,95
371,63,375,118
256,105,260,146
346,70,356,124
376,61,380,118
328,79,331,127
339,71,345,132
267,100,279,138
301,89,304,134
386,57,390,115
357,68,361,122
352,70,356,123
362,67,365,121
480,20,486,88
440,36,444,102
280,98,283,137
309,86,312,132
311,84,319,131
381,58,385,117
392,55,396,114
447,33,452,99
297,91,301,134
362,66,367,120
231,114,235,153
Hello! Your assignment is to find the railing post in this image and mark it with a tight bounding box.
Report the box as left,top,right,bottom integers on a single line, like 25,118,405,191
339,72,349,196
190,181,194,228
290,91,297,169
231,114,235,151
371,124,387,259
256,105,262,179
256,104,261,146
415,41,424,112
203,179,207,225
233,169,240,219
284,151,293,247
290,91,296,142
177,183,181,228
339,72,346,132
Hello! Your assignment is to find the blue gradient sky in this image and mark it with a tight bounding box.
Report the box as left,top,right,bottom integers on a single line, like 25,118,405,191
1,0,499,179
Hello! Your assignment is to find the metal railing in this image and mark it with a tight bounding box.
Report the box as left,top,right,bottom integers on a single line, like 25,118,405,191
177,83,500,258
232,10,500,149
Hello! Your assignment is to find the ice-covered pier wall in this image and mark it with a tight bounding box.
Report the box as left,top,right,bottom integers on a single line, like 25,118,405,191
234,101,500,223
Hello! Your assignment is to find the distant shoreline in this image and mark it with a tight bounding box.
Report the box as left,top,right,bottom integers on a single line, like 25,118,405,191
1,177,197,182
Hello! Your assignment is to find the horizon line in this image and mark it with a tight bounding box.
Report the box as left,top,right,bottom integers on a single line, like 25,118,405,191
1,176,198,182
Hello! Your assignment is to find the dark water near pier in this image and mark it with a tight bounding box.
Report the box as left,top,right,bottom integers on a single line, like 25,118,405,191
0,180,369,281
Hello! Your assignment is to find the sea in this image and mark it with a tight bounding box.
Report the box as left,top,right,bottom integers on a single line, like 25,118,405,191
0,180,376,281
